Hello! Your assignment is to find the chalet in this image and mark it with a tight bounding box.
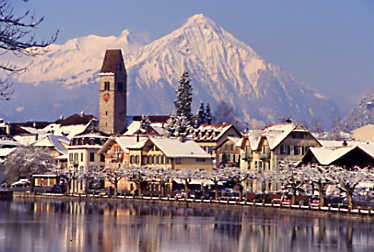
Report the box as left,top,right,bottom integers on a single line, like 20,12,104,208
189,124,242,164
98,135,148,168
301,142,374,168
241,122,321,192
127,137,213,170
215,137,243,167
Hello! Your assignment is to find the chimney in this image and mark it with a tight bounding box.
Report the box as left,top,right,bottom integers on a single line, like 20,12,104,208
33,122,36,128
5,124,11,136
80,111,84,117
59,115,64,120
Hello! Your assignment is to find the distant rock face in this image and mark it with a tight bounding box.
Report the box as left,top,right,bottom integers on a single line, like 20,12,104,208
336,91,374,132
3,14,338,129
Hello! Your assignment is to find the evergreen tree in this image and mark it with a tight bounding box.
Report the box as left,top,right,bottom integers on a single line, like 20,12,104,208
166,72,194,136
196,102,206,127
174,72,193,121
205,103,213,124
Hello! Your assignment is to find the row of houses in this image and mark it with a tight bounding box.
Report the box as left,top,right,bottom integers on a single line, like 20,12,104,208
1,114,374,193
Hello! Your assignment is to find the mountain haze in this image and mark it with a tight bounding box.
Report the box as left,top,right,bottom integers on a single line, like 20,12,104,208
3,14,338,129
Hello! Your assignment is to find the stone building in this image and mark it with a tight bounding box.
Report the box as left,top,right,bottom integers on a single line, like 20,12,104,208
98,49,127,135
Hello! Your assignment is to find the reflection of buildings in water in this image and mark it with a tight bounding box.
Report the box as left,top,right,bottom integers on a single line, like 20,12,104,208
2,200,374,252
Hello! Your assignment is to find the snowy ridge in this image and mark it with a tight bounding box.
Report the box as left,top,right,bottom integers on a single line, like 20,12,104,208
5,14,338,129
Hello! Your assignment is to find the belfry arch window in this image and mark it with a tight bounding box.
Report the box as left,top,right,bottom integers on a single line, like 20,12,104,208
104,81,110,91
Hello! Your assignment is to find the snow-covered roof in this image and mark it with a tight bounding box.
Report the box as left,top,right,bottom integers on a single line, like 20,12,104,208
124,121,165,136
308,146,356,165
111,136,148,153
13,135,38,146
263,123,299,149
308,143,374,165
245,130,263,150
32,135,70,155
124,121,142,136
191,124,237,142
41,122,90,138
0,138,19,147
0,148,16,158
150,137,210,158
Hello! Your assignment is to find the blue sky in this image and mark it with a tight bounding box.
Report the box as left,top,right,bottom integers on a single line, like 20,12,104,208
18,0,374,112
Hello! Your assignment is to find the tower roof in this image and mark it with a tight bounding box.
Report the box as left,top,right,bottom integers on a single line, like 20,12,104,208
100,49,125,73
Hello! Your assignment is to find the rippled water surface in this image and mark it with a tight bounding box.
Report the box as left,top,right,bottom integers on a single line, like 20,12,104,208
0,198,373,252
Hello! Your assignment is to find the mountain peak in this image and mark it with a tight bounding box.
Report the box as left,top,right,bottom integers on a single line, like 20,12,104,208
183,13,218,29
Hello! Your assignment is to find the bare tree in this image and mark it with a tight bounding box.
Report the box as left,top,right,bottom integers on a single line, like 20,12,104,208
0,0,58,99
2,146,54,183
213,101,237,124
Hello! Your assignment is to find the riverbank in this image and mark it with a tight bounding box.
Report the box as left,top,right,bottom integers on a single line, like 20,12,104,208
12,191,374,221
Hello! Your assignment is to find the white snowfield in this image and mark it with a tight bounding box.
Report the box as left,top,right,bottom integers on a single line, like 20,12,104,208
4,14,337,129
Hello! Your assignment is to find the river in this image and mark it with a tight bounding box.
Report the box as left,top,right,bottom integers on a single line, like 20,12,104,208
0,198,373,252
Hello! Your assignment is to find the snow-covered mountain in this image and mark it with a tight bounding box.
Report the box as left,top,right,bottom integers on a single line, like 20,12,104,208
335,91,374,132
4,14,338,129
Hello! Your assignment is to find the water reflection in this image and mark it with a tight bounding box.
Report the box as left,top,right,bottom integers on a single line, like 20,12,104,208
0,199,373,252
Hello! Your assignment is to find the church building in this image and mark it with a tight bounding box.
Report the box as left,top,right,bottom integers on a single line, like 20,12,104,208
98,49,127,135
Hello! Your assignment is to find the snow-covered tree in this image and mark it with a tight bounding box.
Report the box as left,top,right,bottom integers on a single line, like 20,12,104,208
328,166,374,209
140,115,152,134
300,165,336,207
0,0,58,99
166,72,194,136
2,146,54,183
104,167,126,196
270,162,308,205
165,114,191,137
123,166,149,196
175,72,193,120
173,168,203,197
221,167,257,200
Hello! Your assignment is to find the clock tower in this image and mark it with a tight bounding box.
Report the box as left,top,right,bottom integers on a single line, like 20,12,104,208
98,49,127,135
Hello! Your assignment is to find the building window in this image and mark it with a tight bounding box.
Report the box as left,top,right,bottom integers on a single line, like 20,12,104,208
104,81,110,91
294,146,300,155
105,111,108,116
69,153,73,163
90,152,95,162
196,158,206,162
100,154,105,162
81,153,84,162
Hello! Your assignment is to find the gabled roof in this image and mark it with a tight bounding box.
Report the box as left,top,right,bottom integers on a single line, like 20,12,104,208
191,124,241,142
245,130,263,150
0,148,16,158
263,123,301,149
305,142,374,166
32,135,70,155
100,135,149,154
100,49,126,73
149,137,210,158
54,113,96,126
124,121,163,136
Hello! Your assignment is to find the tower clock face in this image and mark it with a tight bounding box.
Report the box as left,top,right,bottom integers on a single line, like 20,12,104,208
103,93,110,102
